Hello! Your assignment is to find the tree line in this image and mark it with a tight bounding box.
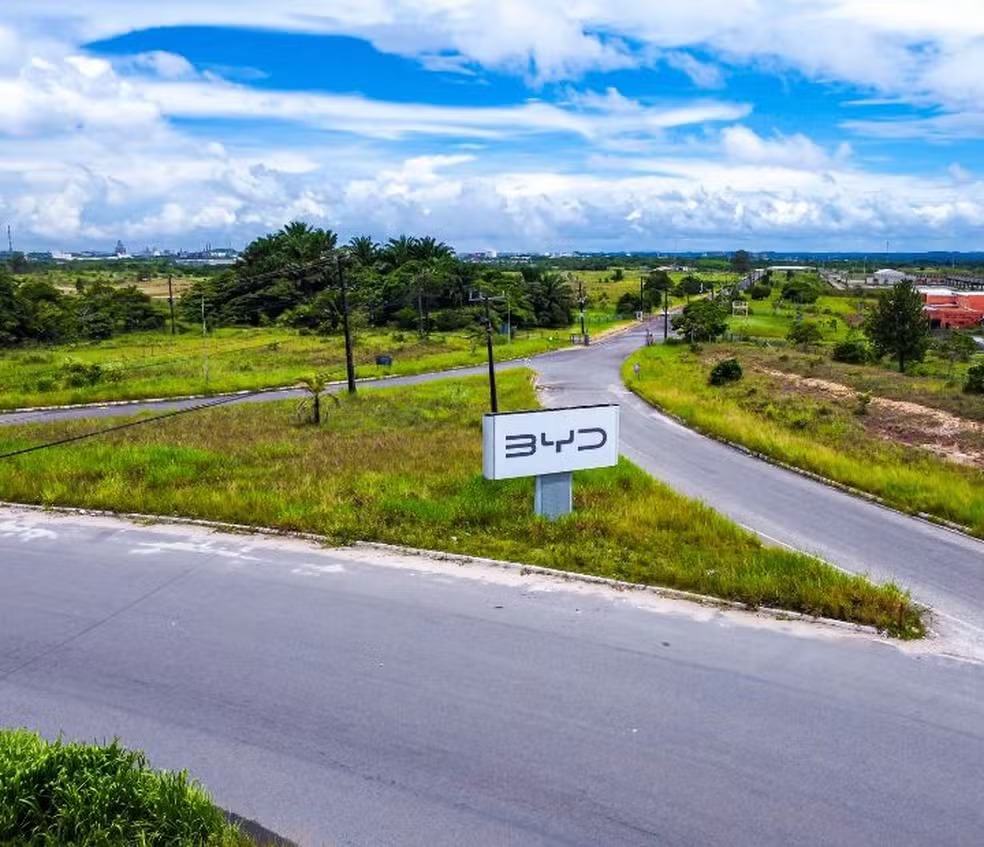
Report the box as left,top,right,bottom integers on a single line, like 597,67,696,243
0,223,581,347
177,222,574,335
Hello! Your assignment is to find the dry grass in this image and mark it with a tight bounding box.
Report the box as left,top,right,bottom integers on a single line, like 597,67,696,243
626,344,984,536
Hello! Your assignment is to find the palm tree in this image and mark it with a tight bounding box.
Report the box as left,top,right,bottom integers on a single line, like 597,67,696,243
297,372,338,425
347,235,379,268
380,235,418,272
411,236,454,262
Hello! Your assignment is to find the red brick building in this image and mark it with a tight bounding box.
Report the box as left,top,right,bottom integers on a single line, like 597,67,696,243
920,288,984,330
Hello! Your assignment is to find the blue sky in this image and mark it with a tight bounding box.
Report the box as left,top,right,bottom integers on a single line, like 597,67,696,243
1,1,982,252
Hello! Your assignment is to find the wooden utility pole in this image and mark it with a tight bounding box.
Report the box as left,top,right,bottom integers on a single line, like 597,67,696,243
577,278,587,338
482,294,498,413
167,274,176,335
337,255,357,395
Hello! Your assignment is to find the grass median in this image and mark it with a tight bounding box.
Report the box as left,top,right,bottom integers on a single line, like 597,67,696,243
0,324,614,410
0,370,922,636
625,343,984,536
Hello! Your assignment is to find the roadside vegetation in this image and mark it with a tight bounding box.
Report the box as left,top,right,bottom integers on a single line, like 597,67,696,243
1,224,641,409
627,275,984,536
0,325,572,410
0,370,922,635
0,729,256,846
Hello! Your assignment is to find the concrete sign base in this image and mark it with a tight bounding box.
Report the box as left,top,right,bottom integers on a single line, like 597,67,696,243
535,472,573,520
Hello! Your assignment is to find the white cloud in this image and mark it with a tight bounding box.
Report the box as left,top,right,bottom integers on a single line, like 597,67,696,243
663,52,724,89
5,0,984,109
129,51,198,80
0,3,982,251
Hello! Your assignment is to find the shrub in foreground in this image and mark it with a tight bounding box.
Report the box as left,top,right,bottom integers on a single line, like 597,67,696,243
709,357,743,386
965,362,984,395
0,729,253,846
832,339,873,364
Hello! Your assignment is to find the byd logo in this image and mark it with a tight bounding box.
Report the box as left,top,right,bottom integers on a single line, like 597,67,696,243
504,428,608,459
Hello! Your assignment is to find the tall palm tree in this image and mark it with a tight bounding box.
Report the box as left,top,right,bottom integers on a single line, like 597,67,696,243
347,235,380,268
411,236,454,263
380,235,418,272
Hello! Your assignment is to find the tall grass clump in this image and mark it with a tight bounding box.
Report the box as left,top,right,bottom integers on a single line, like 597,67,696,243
0,729,254,846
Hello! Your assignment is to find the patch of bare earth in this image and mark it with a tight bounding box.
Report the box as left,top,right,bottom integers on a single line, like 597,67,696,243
761,368,984,469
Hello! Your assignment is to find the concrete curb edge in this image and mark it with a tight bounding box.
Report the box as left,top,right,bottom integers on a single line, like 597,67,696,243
0,500,898,640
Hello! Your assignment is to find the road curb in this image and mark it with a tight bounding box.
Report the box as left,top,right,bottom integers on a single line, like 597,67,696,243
351,541,887,637
0,501,892,639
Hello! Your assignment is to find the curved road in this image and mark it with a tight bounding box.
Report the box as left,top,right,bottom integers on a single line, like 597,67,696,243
3,327,983,646
1,511,982,846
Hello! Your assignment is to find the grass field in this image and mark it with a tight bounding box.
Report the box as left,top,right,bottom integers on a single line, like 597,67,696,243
574,269,732,312
0,324,601,410
625,343,984,536
727,294,874,341
0,370,922,635
17,266,204,299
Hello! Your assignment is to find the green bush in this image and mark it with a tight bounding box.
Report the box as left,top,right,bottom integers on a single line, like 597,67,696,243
0,729,253,846
61,359,104,388
780,279,819,304
965,362,984,395
832,339,873,364
748,283,772,300
786,321,823,346
709,357,743,386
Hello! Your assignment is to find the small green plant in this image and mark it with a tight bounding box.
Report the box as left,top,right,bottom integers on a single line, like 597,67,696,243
855,392,872,416
709,357,743,386
965,362,984,395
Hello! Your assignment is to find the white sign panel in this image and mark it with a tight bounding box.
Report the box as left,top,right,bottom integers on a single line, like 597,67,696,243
483,405,619,480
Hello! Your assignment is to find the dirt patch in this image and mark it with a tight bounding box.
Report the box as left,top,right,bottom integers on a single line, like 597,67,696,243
761,368,984,469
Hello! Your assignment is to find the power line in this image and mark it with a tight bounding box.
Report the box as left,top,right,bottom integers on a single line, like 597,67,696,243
0,391,257,461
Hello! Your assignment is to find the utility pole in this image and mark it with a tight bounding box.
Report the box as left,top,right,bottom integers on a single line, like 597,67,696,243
663,288,670,340
418,286,425,338
483,294,498,413
471,289,504,413
201,294,209,390
167,274,176,335
577,278,587,338
6,225,11,255
337,255,357,395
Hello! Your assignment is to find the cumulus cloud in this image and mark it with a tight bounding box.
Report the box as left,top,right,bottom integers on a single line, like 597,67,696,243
5,0,984,108
0,2,982,250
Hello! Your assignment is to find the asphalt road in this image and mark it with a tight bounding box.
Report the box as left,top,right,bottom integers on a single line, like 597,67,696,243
2,510,982,847
533,327,984,650
3,327,983,645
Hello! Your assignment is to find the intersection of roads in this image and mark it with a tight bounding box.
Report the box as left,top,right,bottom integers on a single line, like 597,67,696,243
1,327,982,846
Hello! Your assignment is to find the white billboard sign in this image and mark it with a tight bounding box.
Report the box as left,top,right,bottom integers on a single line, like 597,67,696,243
482,405,620,481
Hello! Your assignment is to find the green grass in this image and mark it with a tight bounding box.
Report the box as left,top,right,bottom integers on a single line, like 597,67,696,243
625,344,984,536
0,326,576,410
727,294,874,341
0,729,255,846
0,370,922,635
